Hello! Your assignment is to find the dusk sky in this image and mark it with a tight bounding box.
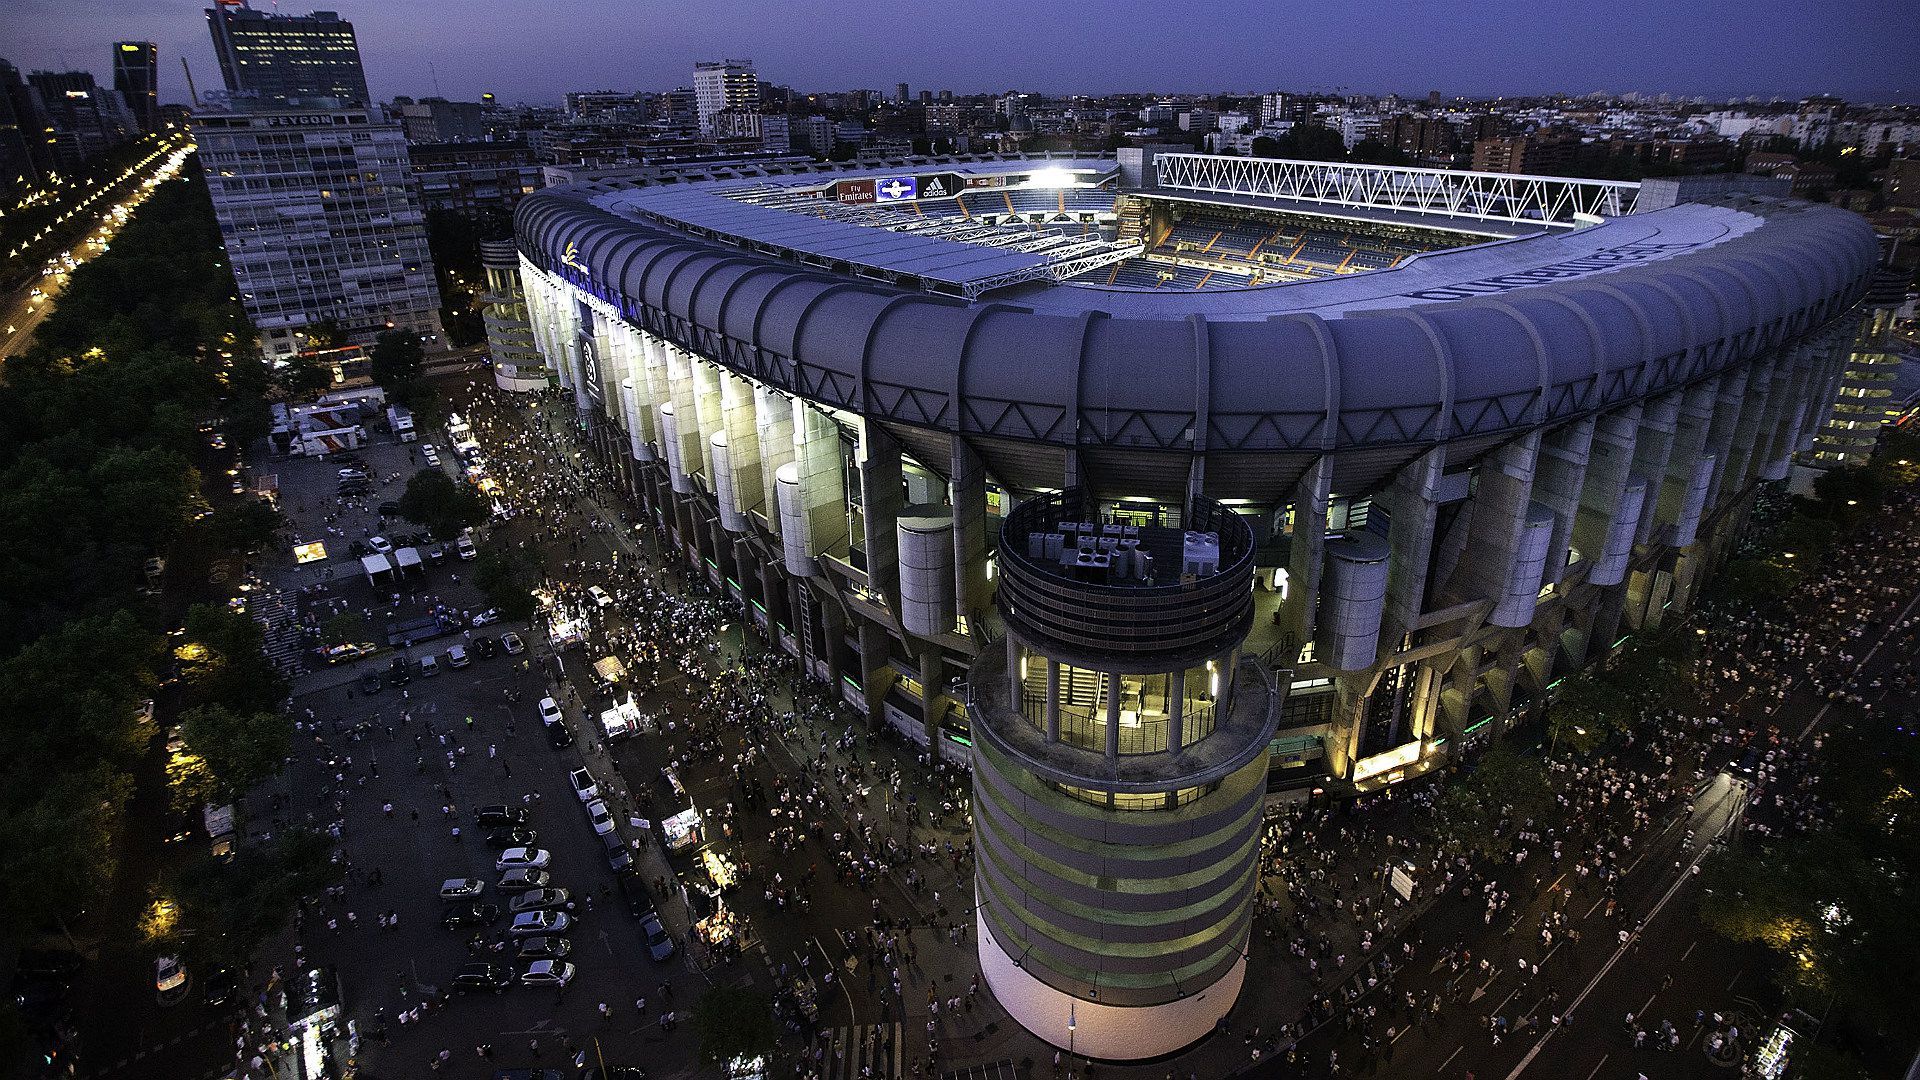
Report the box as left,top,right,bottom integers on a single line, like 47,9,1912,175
5,0,1916,105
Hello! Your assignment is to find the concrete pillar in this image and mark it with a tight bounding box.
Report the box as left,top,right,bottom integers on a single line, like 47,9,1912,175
755,388,795,535
1318,534,1390,672
659,403,691,494
1654,379,1717,544
1379,448,1445,640
710,432,745,533
950,439,993,632
858,419,905,614
1490,504,1557,627
898,506,957,638
690,360,723,482
665,347,703,492
1445,433,1542,621
1722,353,1779,499
798,405,850,562
720,371,764,525
921,647,950,755
1285,458,1332,647
858,618,896,730
1699,368,1750,512
1532,420,1594,587
1630,392,1680,546
1572,406,1641,581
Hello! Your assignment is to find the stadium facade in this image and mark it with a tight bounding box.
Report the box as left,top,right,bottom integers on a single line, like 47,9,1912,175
512,151,1878,1058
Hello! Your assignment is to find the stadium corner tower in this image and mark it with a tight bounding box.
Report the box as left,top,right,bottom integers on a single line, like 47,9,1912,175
514,148,1877,1058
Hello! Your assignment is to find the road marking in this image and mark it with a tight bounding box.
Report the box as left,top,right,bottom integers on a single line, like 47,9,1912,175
1438,1045,1463,1072
1726,966,1745,993
1680,941,1697,962
1494,987,1521,1013
1797,588,1920,743
1581,1054,1609,1080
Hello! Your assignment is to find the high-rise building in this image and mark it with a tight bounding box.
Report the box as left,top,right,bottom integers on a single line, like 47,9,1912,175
0,59,54,188
896,82,909,103
112,42,159,133
27,70,135,170
479,238,544,392
206,2,369,107
693,59,757,133
393,97,487,143
193,106,441,360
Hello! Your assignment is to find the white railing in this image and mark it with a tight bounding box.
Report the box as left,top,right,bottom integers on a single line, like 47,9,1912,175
1154,153,1640,228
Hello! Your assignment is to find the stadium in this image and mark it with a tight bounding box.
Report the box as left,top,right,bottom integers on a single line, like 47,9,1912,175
512,150,1879,1058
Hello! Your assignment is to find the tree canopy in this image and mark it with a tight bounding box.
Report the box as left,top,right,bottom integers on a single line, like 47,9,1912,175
396,468,488,538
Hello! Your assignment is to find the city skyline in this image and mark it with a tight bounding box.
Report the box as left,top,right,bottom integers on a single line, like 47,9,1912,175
5,0,1916,106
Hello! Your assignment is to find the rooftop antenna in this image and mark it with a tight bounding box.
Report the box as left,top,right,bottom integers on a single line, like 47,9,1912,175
182,56,200,107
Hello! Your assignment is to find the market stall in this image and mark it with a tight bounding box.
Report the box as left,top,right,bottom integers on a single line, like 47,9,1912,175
661,807,702,853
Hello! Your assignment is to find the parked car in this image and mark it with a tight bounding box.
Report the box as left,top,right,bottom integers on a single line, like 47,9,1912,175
587,585,613,608
497,867,549,891
603,830,633,873
417,654,440,677
438,877,486,900
615,872,653,918
201,966,239,1006
501,631,526,655
568,768,598,802
508,910,570,936
469,606,499,625
474,636,498,660
367,536,393,555
475,805,530,829
516,936,572,960
358,672,383,695
154,956,188,1004
539,697,564,727
519,959,575,987
546,720,574,749
507,888,571,914
386,658,411,687
451,963,514,995
457,535,478,561
495,847,552,872
441,903,500,930
484,827,538,850
447,644,470,669
640,912,676,961
586,800,616,836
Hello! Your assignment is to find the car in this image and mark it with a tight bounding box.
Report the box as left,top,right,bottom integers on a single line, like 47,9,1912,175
417,654,440,677
422,450,440,467
201,966,239,1006
508,910,570,936
519,960,575,987
386,658,411,687
154,956,188,1004
426,543,447,564
469,606,500,625
338,480,370,496
367,536,393,555
136,696,157,725
485,826,538,850
495,847,552,871
538,697,564,727
615,872,654,918
568,767,597,802
587,585,614,608
441,903,500,930
457,535,479,560
165,726,187,754
640,911,676,961
438,877,486,900
378,502,401,517
474,636,498,660
508,888,571,914
603,831,633,873
586,800,616,836
208,433,226,450
447,644,471,669
516,936,572,960
451,963,514,995
497,867,550,891
230,478,246,495
475,805,530,829
338,468,369,482
546,720,574,749
358,671,383,695
501,631,526,655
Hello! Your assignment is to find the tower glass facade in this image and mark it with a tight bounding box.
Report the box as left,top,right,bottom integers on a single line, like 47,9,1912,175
205,3,369,107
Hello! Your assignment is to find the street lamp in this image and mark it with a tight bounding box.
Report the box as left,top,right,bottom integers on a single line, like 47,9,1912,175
1067,1003,1077,1061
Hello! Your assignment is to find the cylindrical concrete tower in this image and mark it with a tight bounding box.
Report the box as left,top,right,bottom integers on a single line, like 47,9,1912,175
897,504,955,638
970,490,1280,1061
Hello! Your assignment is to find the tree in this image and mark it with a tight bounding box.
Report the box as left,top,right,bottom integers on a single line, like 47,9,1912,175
272,351,335,399
396,468,488,538
176,703,292,803
370,329,429,410
1429,745,1554,859
1545,671,1629,756
179,603,289,715
691,984,777,1067
474,547,541,622
158,828,342,968
321,612,371,647
1250,135,1281,159
201,497,283,555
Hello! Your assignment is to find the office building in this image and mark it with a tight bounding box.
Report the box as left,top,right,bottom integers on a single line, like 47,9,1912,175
693,60,757,133
393,97,487,143
206,2,369,107
195,106,441,360
112,42,160,134
27,70,135,170
408,139,541,215
0,59,54,187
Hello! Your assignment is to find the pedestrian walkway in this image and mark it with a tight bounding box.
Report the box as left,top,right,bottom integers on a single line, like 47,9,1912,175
815,1023,904,1079
251,588,308,676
